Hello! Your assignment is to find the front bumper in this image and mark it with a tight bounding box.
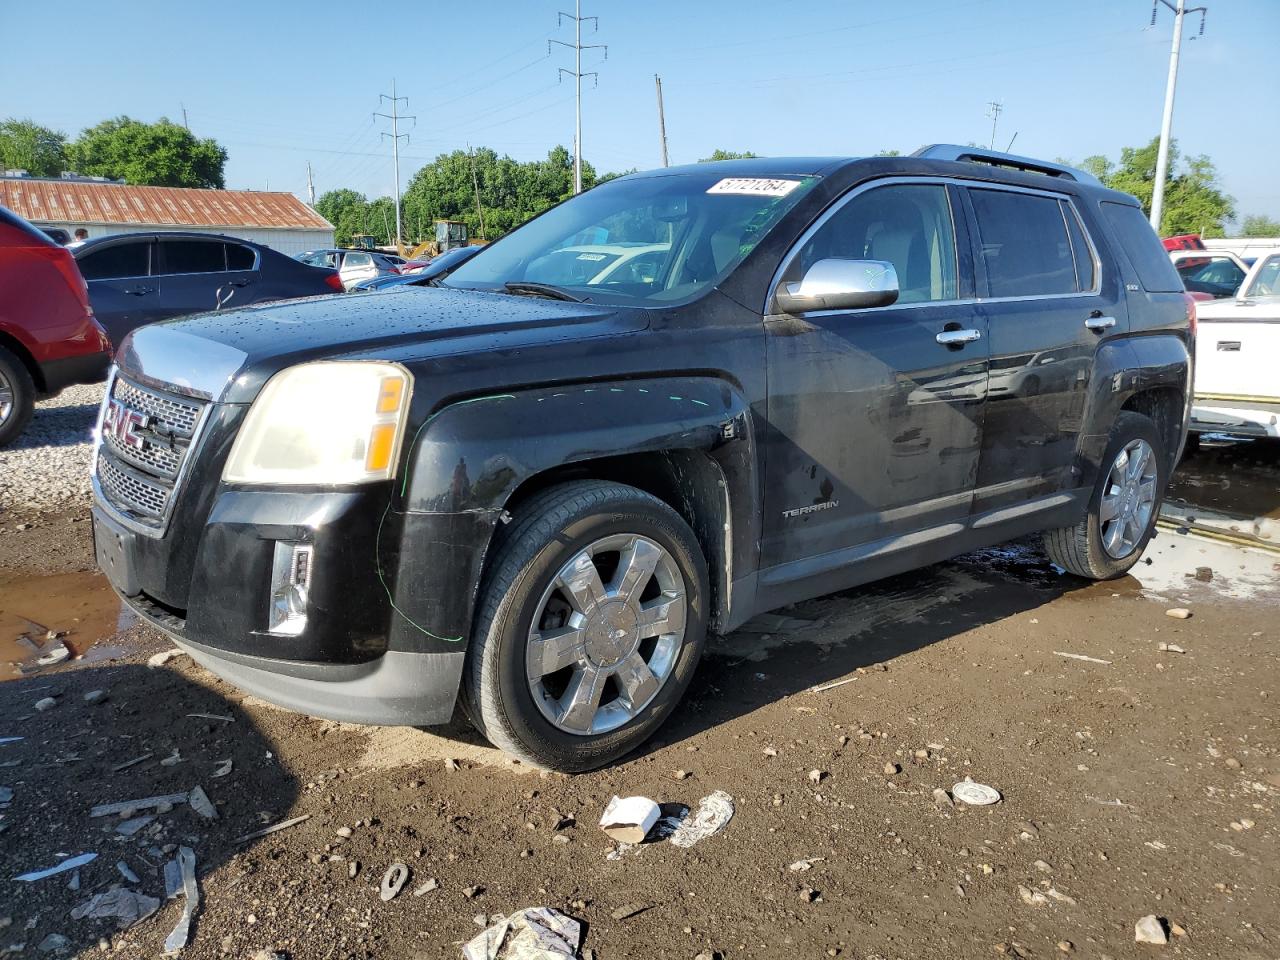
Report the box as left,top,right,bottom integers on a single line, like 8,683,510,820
93,487,468,727
127,592,463,726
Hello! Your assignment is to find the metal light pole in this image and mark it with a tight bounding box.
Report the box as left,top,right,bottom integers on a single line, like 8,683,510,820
1150,0,1207,232
655,74,670,167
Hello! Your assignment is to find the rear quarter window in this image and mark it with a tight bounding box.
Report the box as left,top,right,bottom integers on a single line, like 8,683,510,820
1100,202,1184,293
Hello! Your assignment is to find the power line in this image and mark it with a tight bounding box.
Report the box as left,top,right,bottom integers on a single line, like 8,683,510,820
1149,0,1208,231
550,0,606,194
374,79,416,249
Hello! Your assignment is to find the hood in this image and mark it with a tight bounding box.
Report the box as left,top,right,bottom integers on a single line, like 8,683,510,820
116,286,645,404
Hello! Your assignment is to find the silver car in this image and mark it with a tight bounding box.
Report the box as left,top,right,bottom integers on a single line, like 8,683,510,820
297,249,404,290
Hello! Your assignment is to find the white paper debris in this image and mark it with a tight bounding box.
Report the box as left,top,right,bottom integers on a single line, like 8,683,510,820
71,887,160,929
670,790,735,848
462,906,581,960
163,846,198,954
14,852,97,882
599,796,660,845
952,780,1002,806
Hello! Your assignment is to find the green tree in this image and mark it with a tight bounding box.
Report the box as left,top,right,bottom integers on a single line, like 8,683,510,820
69,117,227,188
316,188,370,247
1239,214,1280,237
0,118,68,177
1078,137,1234,237
698,149,759,162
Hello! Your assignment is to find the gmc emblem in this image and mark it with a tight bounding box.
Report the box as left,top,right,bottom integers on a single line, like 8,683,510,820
103,398,149,451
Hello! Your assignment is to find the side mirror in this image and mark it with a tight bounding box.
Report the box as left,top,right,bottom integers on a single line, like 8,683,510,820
773,258,900,314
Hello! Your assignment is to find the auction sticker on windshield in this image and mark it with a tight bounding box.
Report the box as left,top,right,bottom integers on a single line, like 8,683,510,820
706,178,803,197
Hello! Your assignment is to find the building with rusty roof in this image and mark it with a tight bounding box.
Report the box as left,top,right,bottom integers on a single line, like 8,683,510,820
0,174,334,255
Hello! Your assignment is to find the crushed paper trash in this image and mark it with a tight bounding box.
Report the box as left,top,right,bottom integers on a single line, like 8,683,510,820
670,790,734,848
462,906,581,960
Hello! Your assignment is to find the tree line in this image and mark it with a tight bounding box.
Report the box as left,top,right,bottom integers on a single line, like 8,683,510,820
2,115,1274,239
0,117,227,189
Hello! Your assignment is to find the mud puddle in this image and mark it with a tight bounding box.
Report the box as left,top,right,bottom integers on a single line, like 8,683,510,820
0,569,136,679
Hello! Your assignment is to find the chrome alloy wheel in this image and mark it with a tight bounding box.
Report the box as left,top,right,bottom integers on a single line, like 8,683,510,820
1099,438,1158,559
0,368,13,426
526,533,688,736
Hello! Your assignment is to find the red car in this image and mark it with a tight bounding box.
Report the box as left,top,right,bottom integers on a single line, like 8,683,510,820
0,205,112,446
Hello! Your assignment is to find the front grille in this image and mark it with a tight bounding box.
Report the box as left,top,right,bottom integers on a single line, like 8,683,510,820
94,374,209,534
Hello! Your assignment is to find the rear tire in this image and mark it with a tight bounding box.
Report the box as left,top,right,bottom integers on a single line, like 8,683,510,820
1043,411,1166,580
0,346,35,448
461,481,708,772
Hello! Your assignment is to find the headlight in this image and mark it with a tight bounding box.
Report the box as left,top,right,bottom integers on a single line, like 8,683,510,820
223,361,412,485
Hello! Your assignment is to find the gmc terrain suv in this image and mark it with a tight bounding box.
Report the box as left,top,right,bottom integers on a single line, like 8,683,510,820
92,147,1194,771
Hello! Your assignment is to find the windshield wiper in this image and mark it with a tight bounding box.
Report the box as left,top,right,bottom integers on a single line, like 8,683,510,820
502,281,583,302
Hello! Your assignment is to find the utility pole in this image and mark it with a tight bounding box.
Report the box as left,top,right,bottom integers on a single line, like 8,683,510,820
375,79,416,249
1150,0,1207,232
654,74,670,168
551,1,606,194
306,161,315,206
985,101,1003,150
181,104,189,131
467,145,487,240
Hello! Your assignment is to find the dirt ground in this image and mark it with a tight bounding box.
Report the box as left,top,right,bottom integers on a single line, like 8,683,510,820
1,483,1278,958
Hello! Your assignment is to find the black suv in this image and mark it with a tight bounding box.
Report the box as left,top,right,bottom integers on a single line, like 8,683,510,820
91,146,1194,771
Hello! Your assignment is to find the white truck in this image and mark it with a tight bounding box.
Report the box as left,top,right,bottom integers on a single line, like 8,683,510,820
1191,251,1280,438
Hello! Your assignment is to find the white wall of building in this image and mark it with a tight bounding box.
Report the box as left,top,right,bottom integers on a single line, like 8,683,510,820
35,222,334,256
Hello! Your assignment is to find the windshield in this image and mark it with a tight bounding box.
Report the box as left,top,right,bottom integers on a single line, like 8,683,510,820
443,171,818,304
1246,255,1280,298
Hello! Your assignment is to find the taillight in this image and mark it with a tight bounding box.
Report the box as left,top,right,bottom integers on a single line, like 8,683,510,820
324,273,344,292
388,266,402,275
34,247,94,317
1183,291,1197,339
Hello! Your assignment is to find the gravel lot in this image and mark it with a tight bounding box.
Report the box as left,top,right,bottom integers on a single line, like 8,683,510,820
0,382,103,514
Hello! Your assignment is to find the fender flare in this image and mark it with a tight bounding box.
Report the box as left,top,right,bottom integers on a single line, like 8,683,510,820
382,376,757,655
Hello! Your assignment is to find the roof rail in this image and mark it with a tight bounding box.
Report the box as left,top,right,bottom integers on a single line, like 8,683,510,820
911,144,1102,187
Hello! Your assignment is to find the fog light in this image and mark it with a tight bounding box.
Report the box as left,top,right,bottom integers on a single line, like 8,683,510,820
268,542,313,636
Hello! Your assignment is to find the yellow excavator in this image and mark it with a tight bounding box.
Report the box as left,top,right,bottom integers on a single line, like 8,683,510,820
401,220,485,261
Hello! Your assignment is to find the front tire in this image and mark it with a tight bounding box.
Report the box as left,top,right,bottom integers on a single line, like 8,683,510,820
0,346,35,448
461,481,708,772
1043,411,1166,580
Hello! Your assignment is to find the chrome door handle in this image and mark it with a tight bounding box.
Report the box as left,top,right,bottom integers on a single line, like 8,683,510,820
1085,315,1116,331
123,286,154,296
935,328,982,346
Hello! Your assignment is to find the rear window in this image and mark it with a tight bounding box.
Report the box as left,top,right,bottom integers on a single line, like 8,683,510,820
226,243,256,271
969,188,1078,297
77,241,150,280
1101,202,1184,293
163,240,227,274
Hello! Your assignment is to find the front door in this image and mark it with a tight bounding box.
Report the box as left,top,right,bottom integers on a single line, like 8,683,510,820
761,181,987,570
962,186,1124,514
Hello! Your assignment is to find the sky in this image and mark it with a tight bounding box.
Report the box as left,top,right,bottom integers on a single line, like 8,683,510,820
4,0,1277,223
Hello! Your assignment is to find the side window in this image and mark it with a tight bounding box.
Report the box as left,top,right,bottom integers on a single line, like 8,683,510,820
226,243,256,271
969,189,1076,297
1100,202,1184,293
76,241,150,281
345,253,373,268
793,183,958,304
1061,201,1097,292
162,240,227,275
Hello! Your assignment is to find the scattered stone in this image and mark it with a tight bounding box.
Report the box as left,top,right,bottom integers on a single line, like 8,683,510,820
762,747,778,757
674,770,691,781
552,835,571,845
34,698,57,712
250,952,287,960
1170,922,1187,937
1058,941,1074,953
37,934,68,953
913,749,930,760
115,815,155,837
1045,888,1077,905
1194,566,1213,582
799,887,821,903
1033,859,1053,873
1157,642,1186,654
335,827,353,838
463,885,483,899
1135,915,1168,944
380,862,410,901
808,769,825,785
116,861,140,884
1017,885,1048,907
147,649,188,667
413,878,439,896
883,762,900,776
443,758,460,771
347,861,359,879
1165,608,1191,620
609,903,649,921
932,788,954,808
1225,758,1242,770
83,690,107,704
188,785,217,820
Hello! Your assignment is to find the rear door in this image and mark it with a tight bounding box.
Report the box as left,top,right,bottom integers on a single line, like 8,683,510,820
221,240,261,307
157,238,234,317
963,185,1120,515
76,237,159,346
1196,254,1280,403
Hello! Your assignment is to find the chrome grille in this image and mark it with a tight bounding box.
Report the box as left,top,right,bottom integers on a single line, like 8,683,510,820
98,453,170,521
94,374,209,534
